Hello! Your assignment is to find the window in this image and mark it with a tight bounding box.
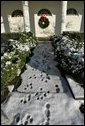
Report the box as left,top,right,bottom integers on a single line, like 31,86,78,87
38,9,52,16
67,8,78,15
11,10,23,17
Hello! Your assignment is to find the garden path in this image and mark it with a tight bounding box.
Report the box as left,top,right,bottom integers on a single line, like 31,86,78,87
1,42,84,125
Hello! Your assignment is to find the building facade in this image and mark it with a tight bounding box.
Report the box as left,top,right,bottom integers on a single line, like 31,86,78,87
1,1,84,37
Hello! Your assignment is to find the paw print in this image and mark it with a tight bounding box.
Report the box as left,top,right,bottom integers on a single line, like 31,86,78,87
22,113,34,125
12,113,34,125
20,94,31,104
55,85,60,93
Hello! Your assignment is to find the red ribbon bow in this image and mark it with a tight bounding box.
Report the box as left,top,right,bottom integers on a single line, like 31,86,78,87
40,15,46,22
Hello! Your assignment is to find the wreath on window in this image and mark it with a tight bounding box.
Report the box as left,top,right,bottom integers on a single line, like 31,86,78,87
38,15,50,29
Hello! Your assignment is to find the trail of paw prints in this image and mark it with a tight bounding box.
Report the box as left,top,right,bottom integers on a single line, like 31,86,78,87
24,82,33,91
40,73,51,83
22,113,34,125
20,94,31,104
19,88,51,104
35,88,50,101
24,74,38,91
44,103,51,125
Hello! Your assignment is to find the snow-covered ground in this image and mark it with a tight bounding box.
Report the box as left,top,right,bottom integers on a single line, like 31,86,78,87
1,42,84,125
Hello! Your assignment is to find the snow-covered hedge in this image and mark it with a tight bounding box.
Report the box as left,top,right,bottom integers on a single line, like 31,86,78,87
1,32,37,102
51,34,84,85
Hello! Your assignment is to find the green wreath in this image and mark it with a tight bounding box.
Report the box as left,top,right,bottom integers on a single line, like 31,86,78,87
38,16,50,29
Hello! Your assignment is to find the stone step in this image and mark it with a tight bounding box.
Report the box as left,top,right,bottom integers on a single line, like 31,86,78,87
65,75,84,100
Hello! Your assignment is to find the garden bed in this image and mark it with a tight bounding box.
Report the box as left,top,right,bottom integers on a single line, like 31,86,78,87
1,32,37,102
51,32,84,88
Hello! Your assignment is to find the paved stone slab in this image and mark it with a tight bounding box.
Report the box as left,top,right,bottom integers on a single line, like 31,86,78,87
1,42,84,125
17,42,68,94
66,75,84,100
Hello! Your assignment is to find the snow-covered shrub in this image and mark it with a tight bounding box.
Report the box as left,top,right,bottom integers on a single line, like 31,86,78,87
1,32,37,102
19,32,37,48
51,33,84,85
62,32,84,48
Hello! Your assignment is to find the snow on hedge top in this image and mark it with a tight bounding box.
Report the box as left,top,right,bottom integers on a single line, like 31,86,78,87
9,39,30,52
54,36,84,65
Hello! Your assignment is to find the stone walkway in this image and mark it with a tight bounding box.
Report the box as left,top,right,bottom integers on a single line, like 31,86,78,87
1,42,84,125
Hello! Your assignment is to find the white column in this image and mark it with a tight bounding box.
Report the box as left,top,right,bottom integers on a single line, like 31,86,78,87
22,1,30,32
61,1,67,33
1,16,5,33
2,14,10,33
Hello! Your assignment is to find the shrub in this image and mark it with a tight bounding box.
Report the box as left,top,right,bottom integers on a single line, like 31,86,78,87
51,33,84,85
1,32,37,102
1,31,37,44
62,32,84,48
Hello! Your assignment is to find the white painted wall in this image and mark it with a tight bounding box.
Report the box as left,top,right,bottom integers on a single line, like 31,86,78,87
1,1,84,36
66,15,82,31
1,1,23,33
8,16,24,32
66,1,84,32
28,1,62,36
34,15,56,37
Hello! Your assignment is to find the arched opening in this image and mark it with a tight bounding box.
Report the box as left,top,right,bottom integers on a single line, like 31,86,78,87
11,10,23,17
38,9,52,16
67,8,78,15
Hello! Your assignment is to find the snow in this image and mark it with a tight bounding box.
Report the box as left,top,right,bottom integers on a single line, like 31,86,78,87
8,85,14,93
4,53,8,57
6,61,12,66
66,75,84,100
1,56,4,60
9,40,30,52
1,42,84,125
17,69,21,76
52,36,84,81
